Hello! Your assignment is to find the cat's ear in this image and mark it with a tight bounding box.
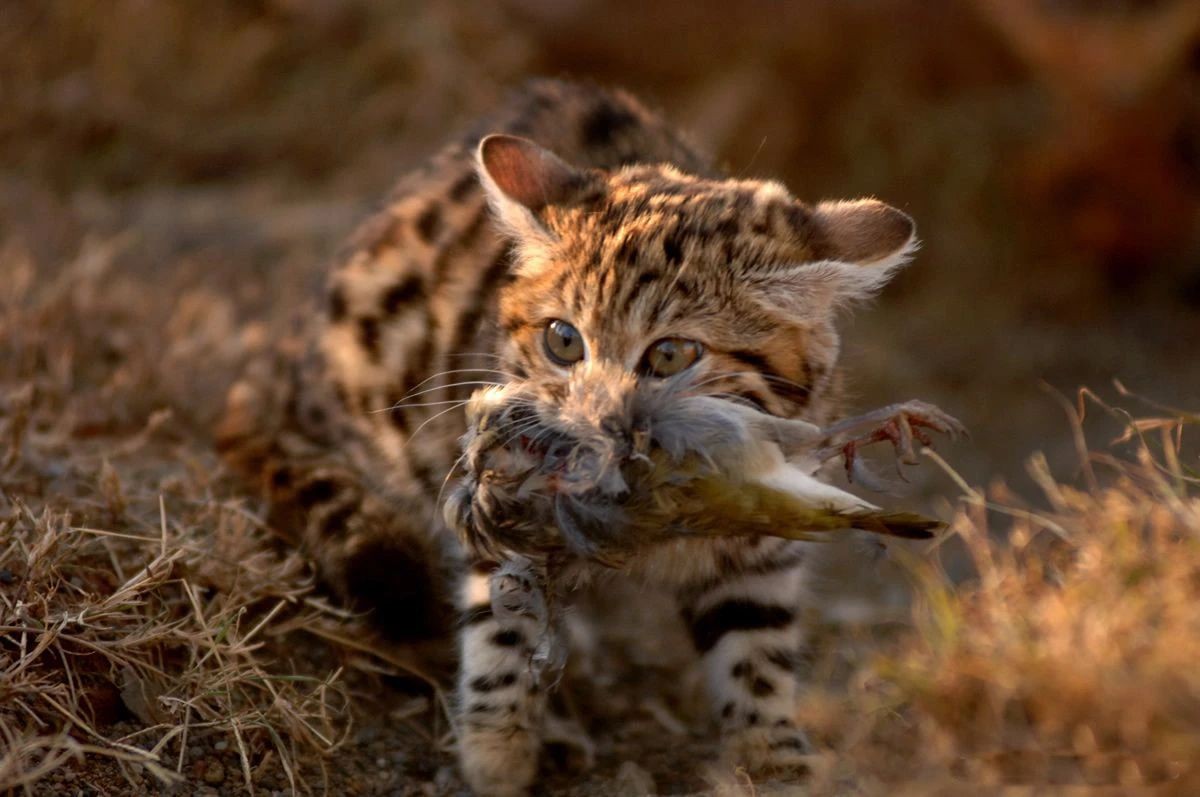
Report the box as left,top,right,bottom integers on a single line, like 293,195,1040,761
813,199,916,270
749,198,918,320
476,134,599,243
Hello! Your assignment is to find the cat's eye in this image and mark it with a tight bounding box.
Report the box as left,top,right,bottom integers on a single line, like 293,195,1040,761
641,338,703,377
544,319,585,366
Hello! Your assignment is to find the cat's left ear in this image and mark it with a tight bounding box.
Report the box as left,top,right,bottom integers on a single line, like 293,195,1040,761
476,134,600,244
750,198,918,319
814,199,916,271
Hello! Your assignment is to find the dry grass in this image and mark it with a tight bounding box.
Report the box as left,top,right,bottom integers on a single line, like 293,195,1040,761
0,240,443,795
0,503,344,793
791,393,1200,795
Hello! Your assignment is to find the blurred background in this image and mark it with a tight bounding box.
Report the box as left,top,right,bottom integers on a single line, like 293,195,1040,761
3,0,1199,498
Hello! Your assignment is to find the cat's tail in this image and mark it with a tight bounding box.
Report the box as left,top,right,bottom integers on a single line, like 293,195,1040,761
215,340,454,649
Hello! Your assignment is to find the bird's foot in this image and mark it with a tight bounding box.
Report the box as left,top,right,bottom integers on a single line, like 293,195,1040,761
817,400,966,482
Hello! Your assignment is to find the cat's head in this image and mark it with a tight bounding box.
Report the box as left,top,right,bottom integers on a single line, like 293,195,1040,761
476,133,916,454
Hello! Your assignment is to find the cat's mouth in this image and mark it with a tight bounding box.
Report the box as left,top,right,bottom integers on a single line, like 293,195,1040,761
443,384,663,559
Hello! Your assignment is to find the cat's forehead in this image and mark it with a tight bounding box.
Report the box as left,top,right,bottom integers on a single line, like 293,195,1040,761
548,165,823,272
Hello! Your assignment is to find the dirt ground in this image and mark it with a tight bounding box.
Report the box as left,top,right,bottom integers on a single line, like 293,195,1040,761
4,1,1200,794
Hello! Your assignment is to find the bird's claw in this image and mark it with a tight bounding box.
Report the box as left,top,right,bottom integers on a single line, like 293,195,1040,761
823,400,966,484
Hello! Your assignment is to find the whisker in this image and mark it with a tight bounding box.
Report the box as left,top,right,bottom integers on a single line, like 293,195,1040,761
369,399,469,414
397,368,516,397
437,448,472,507
392,380,504,404
401,402,475,449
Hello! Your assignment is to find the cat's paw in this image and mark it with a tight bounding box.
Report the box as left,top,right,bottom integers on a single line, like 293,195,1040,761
459,726,540,797
720,719,814,776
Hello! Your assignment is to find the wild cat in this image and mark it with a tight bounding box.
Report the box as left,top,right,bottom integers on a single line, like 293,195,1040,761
217,78,930,795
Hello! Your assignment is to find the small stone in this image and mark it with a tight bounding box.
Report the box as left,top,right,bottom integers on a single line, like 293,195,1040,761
213,740,228,751
376,756,388,768
614,760,656,796
202,760,225,785
188,745,204,759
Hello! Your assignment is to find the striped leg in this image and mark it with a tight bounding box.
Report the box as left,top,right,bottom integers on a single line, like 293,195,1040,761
681,541,814,773
457,565,544,797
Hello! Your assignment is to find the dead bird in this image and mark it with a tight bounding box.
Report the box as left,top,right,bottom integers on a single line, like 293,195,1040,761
443,381,965,565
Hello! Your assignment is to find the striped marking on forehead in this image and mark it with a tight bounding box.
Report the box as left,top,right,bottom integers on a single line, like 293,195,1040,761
546,168,820,277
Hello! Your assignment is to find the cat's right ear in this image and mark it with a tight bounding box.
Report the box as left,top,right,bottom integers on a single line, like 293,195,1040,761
476,134,598,244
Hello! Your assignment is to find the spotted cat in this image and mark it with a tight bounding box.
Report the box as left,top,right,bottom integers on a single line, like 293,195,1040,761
217,78,921,796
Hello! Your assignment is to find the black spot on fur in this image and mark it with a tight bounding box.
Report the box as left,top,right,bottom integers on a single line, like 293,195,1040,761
624,270,661,306
270,467,292,489
449,172,477,202
388,394,409,434
746,712,760,726
783,203,819,251
328,286,348,321
751,677,776,697
714,215,739,238
416,204,442,243
662,231,684,265
343,537,448,642
357,317,381,360
582,102,638,148
297,478,337,507
721,702,735,719
688,600,795,653
492,629,524,647
304,403,327,428
731,661,752,679
382,277,423,315
470,672,519,693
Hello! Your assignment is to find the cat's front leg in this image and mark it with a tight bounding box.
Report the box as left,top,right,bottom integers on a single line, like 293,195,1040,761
457,563,545,797
680,540,815,775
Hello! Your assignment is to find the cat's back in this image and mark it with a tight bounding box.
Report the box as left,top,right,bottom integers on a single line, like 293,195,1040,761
322,79,708,490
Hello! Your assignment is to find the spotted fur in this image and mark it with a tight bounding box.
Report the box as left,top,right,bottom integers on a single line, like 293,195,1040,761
217,78,917,796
